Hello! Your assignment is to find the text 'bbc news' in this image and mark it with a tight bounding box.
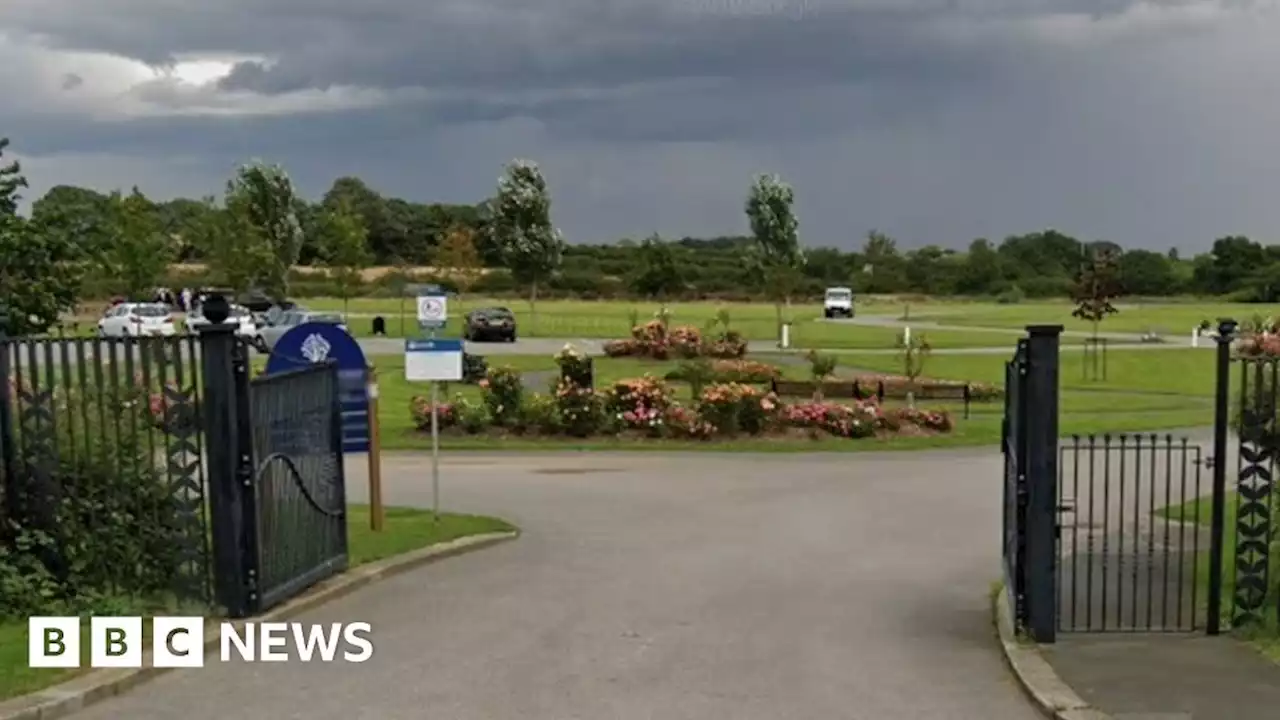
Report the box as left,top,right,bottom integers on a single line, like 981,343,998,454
29,617,374,668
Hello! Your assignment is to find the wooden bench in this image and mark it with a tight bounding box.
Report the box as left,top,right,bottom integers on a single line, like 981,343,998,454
770,379,975,419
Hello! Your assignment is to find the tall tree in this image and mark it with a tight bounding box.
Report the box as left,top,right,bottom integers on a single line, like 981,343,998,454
316,198,371,316
491,159,564,326
0,138,85,335
102,188,172,299
198,195,271,295
745,173,804,333
435,225,483,297
226,162,303,298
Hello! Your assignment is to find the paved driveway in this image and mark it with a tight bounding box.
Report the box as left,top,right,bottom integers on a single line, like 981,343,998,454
70,450,1039,720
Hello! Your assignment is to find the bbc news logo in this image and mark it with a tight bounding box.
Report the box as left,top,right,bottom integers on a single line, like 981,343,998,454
29,617,374,668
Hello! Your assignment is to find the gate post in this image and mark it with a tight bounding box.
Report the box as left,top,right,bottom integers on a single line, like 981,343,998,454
198,297,259,618
1024,325,1062,643
1207,318,1237,635
0,303,17,527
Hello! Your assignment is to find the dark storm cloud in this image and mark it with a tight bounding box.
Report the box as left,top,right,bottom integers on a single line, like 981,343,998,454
5,0,1280,249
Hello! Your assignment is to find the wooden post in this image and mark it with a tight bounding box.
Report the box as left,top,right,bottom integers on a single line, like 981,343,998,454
367,365,384,532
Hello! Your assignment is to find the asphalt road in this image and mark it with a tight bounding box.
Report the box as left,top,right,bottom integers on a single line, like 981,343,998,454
69,450,1041,720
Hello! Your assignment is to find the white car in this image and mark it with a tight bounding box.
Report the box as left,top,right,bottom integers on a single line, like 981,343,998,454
823,287,855,319
97,303,178,337
185,303,257,338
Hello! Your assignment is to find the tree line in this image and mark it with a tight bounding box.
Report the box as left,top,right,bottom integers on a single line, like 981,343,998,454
2,135,1278,334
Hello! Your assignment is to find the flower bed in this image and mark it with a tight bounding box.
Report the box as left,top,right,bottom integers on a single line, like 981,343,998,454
409,366,954,443
664,358,781,385
603,321,747,360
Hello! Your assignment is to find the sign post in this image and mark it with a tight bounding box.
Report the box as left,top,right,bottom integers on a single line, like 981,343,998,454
367,366,383,532
405,338,463,519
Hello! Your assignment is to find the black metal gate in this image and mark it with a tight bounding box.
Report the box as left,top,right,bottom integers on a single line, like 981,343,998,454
198,322,348,618
1056,434,1208,632
1005,319,1280,641
247,363,349,613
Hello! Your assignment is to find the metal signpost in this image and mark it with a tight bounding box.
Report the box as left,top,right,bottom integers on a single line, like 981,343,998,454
406,291,460,518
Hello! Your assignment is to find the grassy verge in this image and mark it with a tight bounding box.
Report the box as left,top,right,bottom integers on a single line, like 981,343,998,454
1156,492,1280,662
0,505,514,701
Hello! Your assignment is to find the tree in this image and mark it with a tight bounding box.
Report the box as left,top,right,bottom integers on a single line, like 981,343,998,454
1072,246,1123,339
745,173,804,334
629,234,684,304
98,188,172,299
225,162,303,299
0,138,85,335
198,195,271,295
316,199,371,315
491,159,564,326
434,225,483,297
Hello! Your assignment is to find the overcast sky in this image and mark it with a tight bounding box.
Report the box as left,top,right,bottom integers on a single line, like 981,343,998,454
2,1,1279,251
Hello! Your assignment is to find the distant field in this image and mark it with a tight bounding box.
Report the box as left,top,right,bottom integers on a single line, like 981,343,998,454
904,301,1280,334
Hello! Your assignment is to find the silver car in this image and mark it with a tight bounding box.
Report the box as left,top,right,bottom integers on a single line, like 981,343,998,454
254,310,347,352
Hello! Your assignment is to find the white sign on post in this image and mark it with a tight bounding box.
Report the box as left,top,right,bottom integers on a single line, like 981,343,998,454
404,339,463,381
416,294,448,329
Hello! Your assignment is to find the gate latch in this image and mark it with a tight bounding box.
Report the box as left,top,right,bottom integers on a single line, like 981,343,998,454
1199,456,1217,470
1057,500,1076,513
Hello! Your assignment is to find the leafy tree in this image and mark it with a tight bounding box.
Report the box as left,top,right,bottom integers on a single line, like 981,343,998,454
226,162,303,299
316,198,371,315
0,139,85,335
198,196,271,295
1072,246,1123,339
435,225,483,297
745,173,804,333
101,188,172,299
490,159,564,325
629,234,684,304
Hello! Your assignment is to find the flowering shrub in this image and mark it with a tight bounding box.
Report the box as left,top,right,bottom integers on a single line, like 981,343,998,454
888,407,953,433
1237,332,1280,358
661,404,716,440
608,323,747,359
709,359,780,383
480,366,523,426
781,401,878,438
552,379,608,437
604,376,675,435
520,393,562,435
410,396,458,429
698,383,778,435
555,344,594,387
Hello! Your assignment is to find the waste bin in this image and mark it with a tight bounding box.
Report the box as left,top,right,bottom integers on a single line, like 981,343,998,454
372,316,386,336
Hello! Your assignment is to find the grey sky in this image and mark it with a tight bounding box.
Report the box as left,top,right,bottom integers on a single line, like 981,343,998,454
2,1,1278,251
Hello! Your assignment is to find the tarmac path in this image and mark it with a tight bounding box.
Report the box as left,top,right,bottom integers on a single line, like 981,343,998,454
68,449,1041,720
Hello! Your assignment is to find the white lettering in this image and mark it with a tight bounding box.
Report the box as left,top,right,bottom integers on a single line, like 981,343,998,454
342,623,374,662
259,622,290,661
291,623,342,662
220,624,254,662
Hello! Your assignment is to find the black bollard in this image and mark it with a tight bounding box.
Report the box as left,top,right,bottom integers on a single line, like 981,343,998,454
372,316,386,336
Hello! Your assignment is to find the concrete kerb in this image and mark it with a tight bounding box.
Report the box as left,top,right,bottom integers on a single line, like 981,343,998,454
0,530,520,720
992,583,1112,720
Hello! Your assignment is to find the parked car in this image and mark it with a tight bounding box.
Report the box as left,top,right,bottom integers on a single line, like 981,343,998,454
254,310,347,352
823,287,855,318
463,307,517,342
237,290,276,315
258,301,302,327
97,303,178,337
185,303,257,338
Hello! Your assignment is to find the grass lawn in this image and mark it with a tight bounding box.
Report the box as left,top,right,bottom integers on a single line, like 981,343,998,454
293,296,1025,349
905,300,1280,335
1156,492,1280,662
0,506,514,701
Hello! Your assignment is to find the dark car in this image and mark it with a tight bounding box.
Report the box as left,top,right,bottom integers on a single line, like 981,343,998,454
463,308,517,342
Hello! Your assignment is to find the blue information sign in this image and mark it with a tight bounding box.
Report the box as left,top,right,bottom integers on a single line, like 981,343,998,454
265,322,370,454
